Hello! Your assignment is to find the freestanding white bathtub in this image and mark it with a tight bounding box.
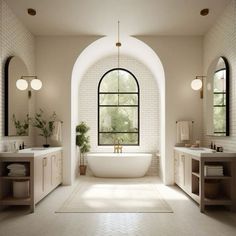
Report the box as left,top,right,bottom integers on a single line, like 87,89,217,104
86,153,152,178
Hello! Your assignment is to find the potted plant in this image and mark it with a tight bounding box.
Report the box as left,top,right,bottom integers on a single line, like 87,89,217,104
76,122,90,175
30,109,57,147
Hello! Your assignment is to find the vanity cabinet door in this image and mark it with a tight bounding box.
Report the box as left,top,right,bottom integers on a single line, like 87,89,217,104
34,156,44,203
43,155,52,195
184,154,192,193
179,153,185,188
34,152,62,204
51,151,62,188
174,151,192,194
174,151,185,188
174,152,180,185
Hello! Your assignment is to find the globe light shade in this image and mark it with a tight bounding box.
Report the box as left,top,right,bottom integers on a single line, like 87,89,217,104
191,78,202,91
16,79,28,90
31,79,42,90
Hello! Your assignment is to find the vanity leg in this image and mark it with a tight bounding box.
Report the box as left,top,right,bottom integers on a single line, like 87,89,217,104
30,203,35,213
200,203,205,213
200,159,205,213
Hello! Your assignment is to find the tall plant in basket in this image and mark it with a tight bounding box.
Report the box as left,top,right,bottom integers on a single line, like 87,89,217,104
76,122,90,175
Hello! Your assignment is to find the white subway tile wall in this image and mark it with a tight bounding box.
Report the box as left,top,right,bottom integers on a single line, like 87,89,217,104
79,55,160,175
0,1,36,151
203,1,236,151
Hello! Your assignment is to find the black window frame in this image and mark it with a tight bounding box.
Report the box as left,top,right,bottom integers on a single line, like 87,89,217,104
98,68,140,146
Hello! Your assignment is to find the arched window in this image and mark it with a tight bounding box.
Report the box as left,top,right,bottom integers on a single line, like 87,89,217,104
98,68,139,145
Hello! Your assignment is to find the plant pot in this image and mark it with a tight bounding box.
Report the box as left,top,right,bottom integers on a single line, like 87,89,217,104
43,144,50,148
79,165,87,175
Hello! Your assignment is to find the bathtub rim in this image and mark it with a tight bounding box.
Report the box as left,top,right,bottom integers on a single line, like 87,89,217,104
86,152,153,158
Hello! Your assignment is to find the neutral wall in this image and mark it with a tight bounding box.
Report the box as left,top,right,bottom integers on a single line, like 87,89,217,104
138,36,203,184
36,35,203,185
203,0,236,150
35,36,100,184
0,0,35,151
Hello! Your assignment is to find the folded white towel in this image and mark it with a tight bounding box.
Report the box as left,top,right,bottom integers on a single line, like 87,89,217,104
7,164,26,170
9,169,26,174
205,165,223,169
8,172,26,177
51,121,62,142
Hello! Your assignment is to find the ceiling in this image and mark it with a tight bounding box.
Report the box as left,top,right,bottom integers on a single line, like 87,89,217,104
6,0,231,36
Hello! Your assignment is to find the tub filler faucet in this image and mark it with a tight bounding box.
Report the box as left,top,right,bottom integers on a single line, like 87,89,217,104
114,139,123,153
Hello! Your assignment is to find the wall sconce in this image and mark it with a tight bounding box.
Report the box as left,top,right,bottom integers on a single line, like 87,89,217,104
16,76,42,91
191,76,206,99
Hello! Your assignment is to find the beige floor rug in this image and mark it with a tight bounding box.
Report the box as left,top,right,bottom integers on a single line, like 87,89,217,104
57,177,173,213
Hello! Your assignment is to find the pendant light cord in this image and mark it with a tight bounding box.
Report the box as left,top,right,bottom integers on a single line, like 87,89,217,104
116,21,121,105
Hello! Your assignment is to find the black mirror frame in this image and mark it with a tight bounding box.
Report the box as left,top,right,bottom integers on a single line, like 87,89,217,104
4,56,14,136
223,56,230,136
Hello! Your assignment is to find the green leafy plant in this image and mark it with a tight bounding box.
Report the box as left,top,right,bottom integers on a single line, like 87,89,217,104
30,109,57,146
76,122,90,166
12,114,29,136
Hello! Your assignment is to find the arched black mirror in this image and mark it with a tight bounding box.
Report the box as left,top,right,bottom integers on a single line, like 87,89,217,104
205,56,229,136
5,56,30,136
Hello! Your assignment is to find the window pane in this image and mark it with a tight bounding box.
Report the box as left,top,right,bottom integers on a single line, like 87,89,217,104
119,70,138,92
100,69,138,93
99,107,138,132
100,94,118,105
214,93,225,106
214,70,226,93
99,133,138,145
119,94,138,105
213,107,226,133
98,68,139,145
100,70,118,92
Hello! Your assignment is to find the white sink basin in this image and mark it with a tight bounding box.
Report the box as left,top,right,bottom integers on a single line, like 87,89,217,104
30,147,47,150
190,147,216,152
190,147,205,150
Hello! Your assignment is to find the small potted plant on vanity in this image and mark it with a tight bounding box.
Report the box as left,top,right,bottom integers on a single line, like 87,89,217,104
76,122,90,175
30,109,57,147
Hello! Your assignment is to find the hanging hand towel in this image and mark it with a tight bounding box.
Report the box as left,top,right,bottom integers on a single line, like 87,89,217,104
51,121,62,142
176,121,190,141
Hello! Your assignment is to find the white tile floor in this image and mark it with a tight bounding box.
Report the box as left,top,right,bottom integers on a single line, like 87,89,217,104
0,176,236,236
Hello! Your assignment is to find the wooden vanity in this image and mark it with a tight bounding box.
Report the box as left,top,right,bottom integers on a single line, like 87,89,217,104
174,147,236,212
0,147,62,212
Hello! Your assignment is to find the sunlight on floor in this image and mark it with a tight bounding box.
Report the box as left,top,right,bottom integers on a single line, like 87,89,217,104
80,177,188,201
57,176,173,212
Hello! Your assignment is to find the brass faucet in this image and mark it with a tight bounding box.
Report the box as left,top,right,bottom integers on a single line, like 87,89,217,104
114,139,123,153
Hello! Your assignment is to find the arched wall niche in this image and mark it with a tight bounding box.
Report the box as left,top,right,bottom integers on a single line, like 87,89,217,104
71,36,166,183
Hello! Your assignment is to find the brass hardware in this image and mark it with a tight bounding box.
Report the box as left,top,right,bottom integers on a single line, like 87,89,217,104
114,139,123,153
43,157,47,167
